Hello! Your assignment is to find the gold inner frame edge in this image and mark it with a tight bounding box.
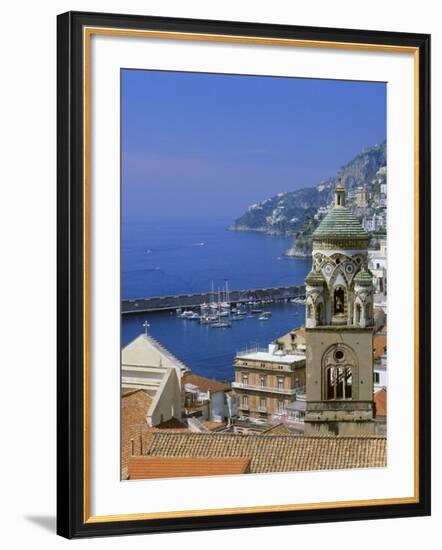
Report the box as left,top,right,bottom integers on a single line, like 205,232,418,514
82,26,420,524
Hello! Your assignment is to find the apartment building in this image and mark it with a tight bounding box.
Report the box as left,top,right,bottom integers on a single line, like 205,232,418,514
232,344,305,420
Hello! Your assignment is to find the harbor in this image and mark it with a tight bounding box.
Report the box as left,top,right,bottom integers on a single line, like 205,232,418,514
122,299,306,381
122,284,306,314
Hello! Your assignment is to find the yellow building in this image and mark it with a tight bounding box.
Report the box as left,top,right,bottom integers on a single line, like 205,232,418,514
232,344,305,420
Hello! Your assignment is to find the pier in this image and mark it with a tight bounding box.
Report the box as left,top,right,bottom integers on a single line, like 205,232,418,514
122,285,305,314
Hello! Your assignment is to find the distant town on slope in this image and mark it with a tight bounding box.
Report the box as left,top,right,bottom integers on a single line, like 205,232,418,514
229,141,387,257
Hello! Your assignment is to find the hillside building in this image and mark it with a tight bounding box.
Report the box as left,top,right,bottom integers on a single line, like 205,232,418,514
355,187,369,208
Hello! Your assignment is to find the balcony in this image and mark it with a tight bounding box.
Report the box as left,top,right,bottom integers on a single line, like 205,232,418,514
232,382,299,396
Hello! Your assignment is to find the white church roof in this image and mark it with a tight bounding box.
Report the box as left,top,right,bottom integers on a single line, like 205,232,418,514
122,333,188,371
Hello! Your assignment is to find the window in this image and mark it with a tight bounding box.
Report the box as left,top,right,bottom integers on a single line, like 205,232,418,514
355,303,361,324
277,400,284,414
315,303,322,324
259,397,266,411
277,377,284,391
242,395,248,409
326,367,353,399
374,372,380,384
334,287,345,314
242,374,248,386
307,303,313,318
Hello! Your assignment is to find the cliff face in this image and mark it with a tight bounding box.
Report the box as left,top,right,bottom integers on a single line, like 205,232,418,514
229,141,386,256
230,141,386,235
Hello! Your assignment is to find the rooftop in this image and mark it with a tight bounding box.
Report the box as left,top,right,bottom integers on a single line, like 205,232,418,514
122,333,188,371
145,433,387,474
262,423,293,436
236,349,305,364
313,186,368,240
313,207,368,239
354,268,374,285
121,389,154,479
183,373,231,393
305,270,326,285
127,456,251,479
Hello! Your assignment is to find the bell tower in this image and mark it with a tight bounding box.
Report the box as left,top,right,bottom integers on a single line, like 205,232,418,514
304,181,376,436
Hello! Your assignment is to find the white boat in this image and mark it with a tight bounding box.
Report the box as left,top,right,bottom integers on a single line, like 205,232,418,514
200,314,218,324
211,320,232,328
180,310,195,318
259,311,272,320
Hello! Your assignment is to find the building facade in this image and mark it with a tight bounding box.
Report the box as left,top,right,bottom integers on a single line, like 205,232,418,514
369,239,388,296
355,187,369,208
121,333,187,426
232,344,305,420
304,182,376,436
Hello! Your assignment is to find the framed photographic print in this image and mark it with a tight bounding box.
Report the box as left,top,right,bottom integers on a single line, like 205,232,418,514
57,11,431,539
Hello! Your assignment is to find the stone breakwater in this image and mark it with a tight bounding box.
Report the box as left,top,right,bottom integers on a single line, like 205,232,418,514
122,285,306,314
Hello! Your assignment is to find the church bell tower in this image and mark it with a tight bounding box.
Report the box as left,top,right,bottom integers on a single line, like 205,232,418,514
304,181,376,436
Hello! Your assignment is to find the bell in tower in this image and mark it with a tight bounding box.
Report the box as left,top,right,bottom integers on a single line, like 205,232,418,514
304,180,376,436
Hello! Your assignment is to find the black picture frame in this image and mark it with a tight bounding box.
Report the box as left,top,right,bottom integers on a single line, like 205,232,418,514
57,10,431,539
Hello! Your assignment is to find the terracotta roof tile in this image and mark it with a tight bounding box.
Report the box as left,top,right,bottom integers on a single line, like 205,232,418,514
183,373,230,393
262,423,293,436
121,391,189,479
151,418,188,431
121,390,154,479
202,421,227,432
128,456,251,479
145,433,386,474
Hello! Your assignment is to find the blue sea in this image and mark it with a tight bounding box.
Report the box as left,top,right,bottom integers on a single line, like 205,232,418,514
122,217,310,380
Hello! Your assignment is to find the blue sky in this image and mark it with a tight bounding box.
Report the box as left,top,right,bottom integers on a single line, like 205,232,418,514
122,69,386,221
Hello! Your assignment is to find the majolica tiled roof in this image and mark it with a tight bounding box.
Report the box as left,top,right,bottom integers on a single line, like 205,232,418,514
145,433,386,473
313,206,368,239
305,270,326,285
354,268,374,285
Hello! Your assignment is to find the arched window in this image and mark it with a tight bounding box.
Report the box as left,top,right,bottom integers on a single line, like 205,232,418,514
322,345,357,400
365,303,371,321
334,287,345,314
355,303,361,324
326,367,353,399
315,303,322,325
